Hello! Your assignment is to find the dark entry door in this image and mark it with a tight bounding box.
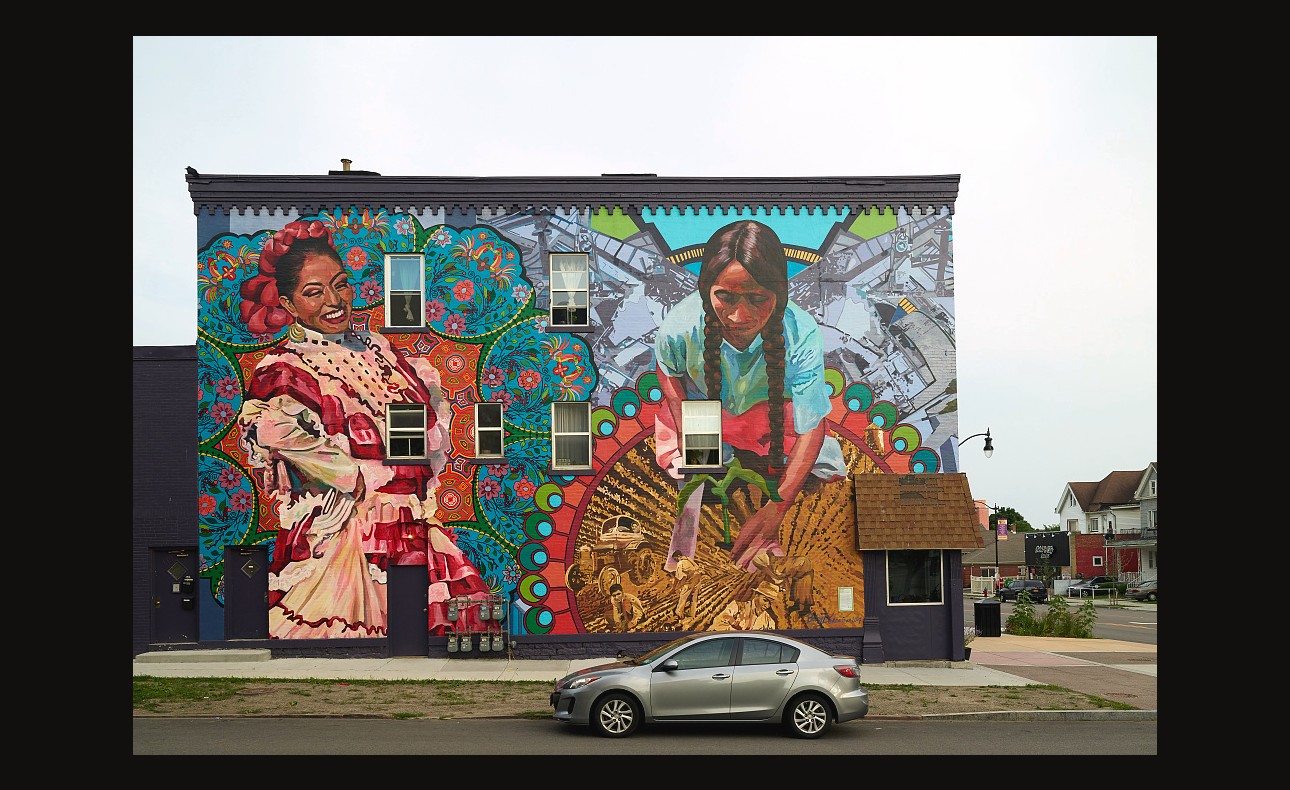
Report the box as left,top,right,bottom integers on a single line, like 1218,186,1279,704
387,564,429,656
224,545,269,640
152,548,199,643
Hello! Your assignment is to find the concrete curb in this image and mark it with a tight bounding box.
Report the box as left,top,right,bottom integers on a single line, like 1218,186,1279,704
919,710,1156,721
133,710,1156,721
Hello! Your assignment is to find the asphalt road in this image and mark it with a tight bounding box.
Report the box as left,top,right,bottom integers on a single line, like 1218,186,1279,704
133,717,1156,756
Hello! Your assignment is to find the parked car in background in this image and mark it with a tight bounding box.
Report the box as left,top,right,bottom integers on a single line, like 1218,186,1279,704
1067,575,1126,597
996,579,1048,603
550,631,869,739
1125,579,1157,602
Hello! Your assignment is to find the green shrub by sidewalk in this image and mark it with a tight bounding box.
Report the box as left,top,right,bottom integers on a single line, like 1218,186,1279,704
1004,592,1097,637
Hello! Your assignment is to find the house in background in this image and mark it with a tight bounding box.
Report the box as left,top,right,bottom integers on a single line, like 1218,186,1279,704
135,165,980,663
1054,463,1156,582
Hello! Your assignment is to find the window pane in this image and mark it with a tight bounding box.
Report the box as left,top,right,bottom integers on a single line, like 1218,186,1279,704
389,405,425,429
551,254,587,273
478,430,503,456
552,307,590,326
682,401,721,431
886,549,942,604
477,403,502,428
685,447,720,466
554,435,590,467
553,403,589,432
551,270,589,291
672,638,736,670
686,434,719,449
741,639,786,666
389,256,423,290
388,293,422,326
389,436,425,458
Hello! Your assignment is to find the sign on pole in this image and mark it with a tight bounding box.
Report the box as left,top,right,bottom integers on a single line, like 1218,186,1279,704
997,518,1008,540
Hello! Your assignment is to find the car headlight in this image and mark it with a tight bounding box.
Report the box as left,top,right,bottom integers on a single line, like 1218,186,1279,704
566,675,602,690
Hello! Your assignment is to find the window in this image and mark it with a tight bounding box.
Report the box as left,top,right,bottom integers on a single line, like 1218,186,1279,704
549,253,590,328
1149,479,1156,496
670,638,737,670
387,404,426,459
475,402,504,458
1092,555,1104,567
681,400,722,467
551,401,592,469
740,638,799,666
886,549,943,605
385,254,424,328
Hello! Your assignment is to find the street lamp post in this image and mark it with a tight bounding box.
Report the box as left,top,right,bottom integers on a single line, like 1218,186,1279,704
957,429,997,595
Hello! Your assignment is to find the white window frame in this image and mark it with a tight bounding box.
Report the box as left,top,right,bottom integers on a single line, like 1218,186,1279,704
1149,480,1156,496
549,252,590,329
681,400,722,467
385,253,425,329
1092,555,1104,567
475,402,504,458
387,403,426,459
551,401,592,469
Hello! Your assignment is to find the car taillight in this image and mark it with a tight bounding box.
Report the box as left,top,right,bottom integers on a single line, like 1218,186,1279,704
832,664,859,679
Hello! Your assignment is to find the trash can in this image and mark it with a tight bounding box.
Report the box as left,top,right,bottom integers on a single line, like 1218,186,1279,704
974,599,1002,637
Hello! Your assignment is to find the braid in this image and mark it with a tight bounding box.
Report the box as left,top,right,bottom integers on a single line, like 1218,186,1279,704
701,300,723,402
238,220,336,337
762,308,787,475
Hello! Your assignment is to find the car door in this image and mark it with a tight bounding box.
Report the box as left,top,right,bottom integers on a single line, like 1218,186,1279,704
649,637,737,720
729,637,799,720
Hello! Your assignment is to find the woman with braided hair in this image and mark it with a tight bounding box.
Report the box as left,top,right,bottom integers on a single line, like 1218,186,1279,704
235,220,490,638
654,220,846,572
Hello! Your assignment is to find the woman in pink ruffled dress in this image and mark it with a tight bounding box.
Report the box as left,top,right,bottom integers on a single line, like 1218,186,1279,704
236,220,489,638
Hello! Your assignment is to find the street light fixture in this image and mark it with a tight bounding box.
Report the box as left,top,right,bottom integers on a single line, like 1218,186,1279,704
987,502,1003,582
959,428,993,458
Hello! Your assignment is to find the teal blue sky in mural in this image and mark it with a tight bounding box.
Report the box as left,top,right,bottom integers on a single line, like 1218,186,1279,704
642,207,851,278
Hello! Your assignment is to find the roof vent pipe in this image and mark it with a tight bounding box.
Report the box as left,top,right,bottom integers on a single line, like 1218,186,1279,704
341,158,352,172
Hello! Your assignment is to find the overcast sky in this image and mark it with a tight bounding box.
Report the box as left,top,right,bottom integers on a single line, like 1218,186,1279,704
133,36,1157,528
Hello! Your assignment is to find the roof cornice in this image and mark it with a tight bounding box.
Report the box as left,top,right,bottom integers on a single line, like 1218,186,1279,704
186,172,961,217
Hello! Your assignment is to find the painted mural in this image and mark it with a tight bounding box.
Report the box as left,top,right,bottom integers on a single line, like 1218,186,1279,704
196,203,956,641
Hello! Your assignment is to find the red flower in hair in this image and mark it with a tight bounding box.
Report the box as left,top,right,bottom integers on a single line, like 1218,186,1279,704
239,221,335,337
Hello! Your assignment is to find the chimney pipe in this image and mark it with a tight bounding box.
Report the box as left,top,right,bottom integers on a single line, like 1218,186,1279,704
341,158,352,172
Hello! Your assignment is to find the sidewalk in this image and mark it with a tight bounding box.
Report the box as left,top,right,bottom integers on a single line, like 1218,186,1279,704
133,633,1155,719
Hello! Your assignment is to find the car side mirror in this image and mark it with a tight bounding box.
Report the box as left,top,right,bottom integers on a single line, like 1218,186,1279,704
657,659,680,672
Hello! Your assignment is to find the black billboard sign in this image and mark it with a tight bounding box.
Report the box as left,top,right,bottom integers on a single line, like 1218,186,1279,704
1024,532,1070,567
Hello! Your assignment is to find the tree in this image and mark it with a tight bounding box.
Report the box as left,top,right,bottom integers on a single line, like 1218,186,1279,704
988,506,1031,532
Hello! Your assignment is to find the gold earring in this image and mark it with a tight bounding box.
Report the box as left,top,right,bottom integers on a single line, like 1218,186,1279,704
287,323,306,342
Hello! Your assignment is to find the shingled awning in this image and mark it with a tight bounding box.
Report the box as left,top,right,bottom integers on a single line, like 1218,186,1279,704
853,473,986,551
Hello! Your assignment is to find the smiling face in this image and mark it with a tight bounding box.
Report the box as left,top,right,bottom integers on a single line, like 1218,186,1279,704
280,252,354,334
708,260,777,350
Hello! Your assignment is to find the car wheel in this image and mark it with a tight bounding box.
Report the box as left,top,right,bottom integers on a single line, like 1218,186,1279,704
589,692,640,738
784,693,833,739
1147,592,1156,602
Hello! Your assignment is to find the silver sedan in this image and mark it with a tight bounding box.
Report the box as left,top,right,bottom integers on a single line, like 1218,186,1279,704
550,631,868,739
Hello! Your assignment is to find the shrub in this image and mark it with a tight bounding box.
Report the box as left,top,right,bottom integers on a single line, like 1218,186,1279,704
1004,592,1097,637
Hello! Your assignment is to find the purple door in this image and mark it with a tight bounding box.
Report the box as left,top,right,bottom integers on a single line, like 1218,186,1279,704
387,564,429,656
151,548,199,644
223,545,269,640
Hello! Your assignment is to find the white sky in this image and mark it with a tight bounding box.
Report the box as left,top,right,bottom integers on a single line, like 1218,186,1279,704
133,36,1157,529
